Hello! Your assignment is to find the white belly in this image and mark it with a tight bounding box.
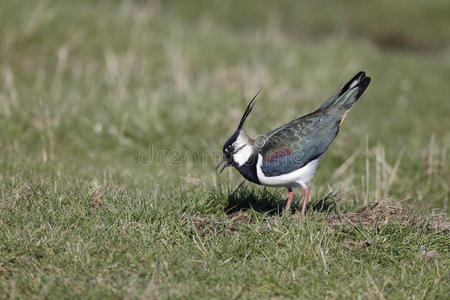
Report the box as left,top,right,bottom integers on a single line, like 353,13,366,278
256,154,320,188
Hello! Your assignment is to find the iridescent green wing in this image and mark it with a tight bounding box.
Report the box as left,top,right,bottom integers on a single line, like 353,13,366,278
260,110,339,176
260,72,371,177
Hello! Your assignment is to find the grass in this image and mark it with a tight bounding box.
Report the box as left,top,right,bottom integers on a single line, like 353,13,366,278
0,0,449,298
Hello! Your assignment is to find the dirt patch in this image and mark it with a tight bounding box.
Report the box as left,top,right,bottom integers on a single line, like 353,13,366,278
191,210,252,236
192,202,449,237
342,238,375,250
326,202,449,232
226,210,253,224
0,264,9,279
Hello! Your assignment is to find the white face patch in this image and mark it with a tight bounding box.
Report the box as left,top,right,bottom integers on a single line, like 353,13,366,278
233,145,254,166
232,130,254,166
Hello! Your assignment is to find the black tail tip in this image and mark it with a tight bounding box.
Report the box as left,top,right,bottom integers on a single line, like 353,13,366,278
339,71,368,97
355,76,371,98
356,71,366,80
353,71,368,86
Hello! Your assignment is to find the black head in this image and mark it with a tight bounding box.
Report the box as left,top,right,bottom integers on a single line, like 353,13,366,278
216,91,259,173
221,130,240,164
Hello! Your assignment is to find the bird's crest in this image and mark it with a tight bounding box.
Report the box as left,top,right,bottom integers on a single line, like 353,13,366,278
238,90,260,129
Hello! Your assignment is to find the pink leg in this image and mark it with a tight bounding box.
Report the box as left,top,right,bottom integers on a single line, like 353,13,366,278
284,187,294,213
301,187,310,219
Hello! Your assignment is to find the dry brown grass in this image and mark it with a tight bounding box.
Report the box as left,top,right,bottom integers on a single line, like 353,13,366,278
192,201,449,238
326,202,450,232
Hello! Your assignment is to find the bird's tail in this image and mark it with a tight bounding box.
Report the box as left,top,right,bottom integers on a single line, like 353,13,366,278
320,71,371,112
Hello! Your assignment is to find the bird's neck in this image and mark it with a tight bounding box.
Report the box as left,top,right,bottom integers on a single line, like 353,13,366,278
230,130,259,183
232,130,254,166
234,153,260,184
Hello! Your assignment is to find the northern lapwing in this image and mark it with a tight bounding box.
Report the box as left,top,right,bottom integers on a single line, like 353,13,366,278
217,71,371,218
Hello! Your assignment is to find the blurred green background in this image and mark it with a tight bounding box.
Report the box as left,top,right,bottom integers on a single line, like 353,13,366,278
1,0,448,209
0,1,449,298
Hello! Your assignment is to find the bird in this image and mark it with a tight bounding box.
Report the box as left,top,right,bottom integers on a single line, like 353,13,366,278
216,71,371,218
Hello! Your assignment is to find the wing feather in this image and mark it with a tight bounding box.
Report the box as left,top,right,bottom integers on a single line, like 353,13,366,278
260,110,338,177
259,71,370,177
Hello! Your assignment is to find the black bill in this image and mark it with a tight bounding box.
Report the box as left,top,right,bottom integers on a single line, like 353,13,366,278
216,156,230,174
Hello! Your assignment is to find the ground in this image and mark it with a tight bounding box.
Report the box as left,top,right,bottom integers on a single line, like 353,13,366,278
0,0,449,298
